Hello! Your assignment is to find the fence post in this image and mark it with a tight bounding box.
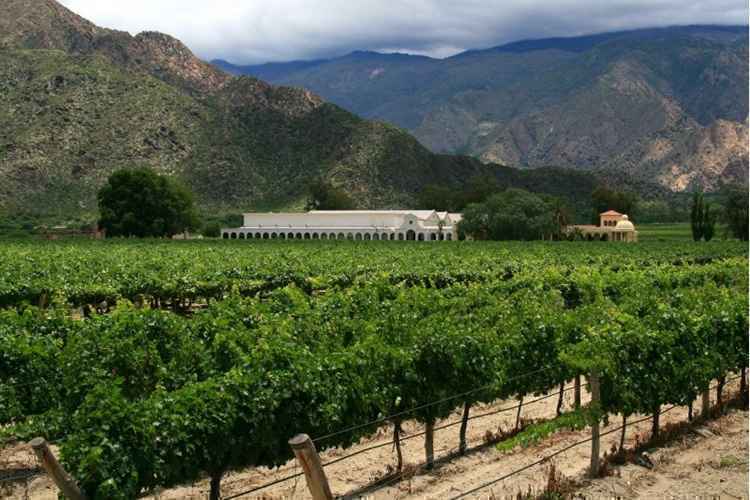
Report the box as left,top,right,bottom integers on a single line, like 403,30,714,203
289,434,333,500
30,438,86,500
588,370,601,478
425,421,435,469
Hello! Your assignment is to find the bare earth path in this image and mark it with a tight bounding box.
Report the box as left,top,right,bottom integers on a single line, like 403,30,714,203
576,409,748,500
2,379,747,499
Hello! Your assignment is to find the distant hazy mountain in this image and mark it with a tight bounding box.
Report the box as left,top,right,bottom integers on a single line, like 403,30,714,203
216,25,749,192
2,0,620,222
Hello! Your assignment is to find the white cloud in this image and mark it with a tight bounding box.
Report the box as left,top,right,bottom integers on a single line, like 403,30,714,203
58,0,748,64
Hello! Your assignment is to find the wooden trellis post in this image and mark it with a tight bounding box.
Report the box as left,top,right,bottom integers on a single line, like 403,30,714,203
588,371,601,478
30,438,86,500
289,434,333,500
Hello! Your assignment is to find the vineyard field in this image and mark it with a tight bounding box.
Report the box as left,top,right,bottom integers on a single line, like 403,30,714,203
0,239,747,499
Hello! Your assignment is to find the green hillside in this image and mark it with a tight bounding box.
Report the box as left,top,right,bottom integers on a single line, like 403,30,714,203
0,0,626,227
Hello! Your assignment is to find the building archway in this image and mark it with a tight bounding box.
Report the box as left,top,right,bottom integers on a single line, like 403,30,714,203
222,233,229,239
321,233,328,240
418,233,425,241
406,230,416,241
271,233,278,239
355,233,363,241
256,233,262,239
231,233,237,239
313,233,319,240
430,233,437,241
439,234,445,241
390,234,395,241
304,233,311,240
447,234,453,241
347,233,354,240
364,233,371,241
263,233,269,240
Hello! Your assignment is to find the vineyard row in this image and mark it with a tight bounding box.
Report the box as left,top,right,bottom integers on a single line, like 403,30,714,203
0,255,746,499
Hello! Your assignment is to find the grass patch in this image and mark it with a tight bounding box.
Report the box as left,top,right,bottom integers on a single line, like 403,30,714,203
717,455,746,469
497,409,589,453
637,223,692,242
637,222,734,242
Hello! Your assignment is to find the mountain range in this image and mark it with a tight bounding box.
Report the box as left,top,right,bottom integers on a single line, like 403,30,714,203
2,1,745,226
215,25,749,193
1,0,630,224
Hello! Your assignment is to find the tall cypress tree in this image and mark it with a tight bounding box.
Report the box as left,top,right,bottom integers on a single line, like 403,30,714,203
703,203,716,242
690,191,705,242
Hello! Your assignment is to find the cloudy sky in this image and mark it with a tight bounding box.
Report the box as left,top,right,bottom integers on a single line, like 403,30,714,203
58,0,748,64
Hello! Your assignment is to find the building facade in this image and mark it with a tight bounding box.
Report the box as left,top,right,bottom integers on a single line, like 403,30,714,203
570,210,638,242
222,210,463,241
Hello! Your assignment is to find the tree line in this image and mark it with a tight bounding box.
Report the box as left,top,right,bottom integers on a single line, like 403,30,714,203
94,168,748,242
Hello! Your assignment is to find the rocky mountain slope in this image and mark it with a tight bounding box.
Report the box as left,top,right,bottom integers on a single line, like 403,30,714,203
1,0,615,222
218,25,749,192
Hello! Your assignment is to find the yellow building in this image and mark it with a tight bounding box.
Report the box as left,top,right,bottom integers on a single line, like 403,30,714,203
570,210,638,242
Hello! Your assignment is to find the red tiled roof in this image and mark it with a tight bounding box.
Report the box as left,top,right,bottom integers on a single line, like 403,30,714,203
600,210,623,216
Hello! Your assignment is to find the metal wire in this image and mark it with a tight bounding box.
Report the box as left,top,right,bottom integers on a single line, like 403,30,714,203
224,377,582,498
448,375,742,500
321,381,585,469
312,365,555,444
222,471,305,500
448,405,681,500
0,470,42,484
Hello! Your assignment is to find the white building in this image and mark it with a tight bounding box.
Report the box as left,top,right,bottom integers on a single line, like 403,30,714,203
222,210,463,241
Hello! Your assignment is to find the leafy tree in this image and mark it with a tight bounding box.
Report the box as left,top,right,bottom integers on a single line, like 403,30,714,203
459,189,562,240
416,184,458,211
637,200,675,223
201,222,221,238
547,196,573,239
305,178,356,211
723,187,748,241
98,168,199,238
454,175,503,210
591,187,637,223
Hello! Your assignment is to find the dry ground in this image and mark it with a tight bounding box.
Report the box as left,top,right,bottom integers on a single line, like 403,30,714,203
576,409,748,500
1,378,747,500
